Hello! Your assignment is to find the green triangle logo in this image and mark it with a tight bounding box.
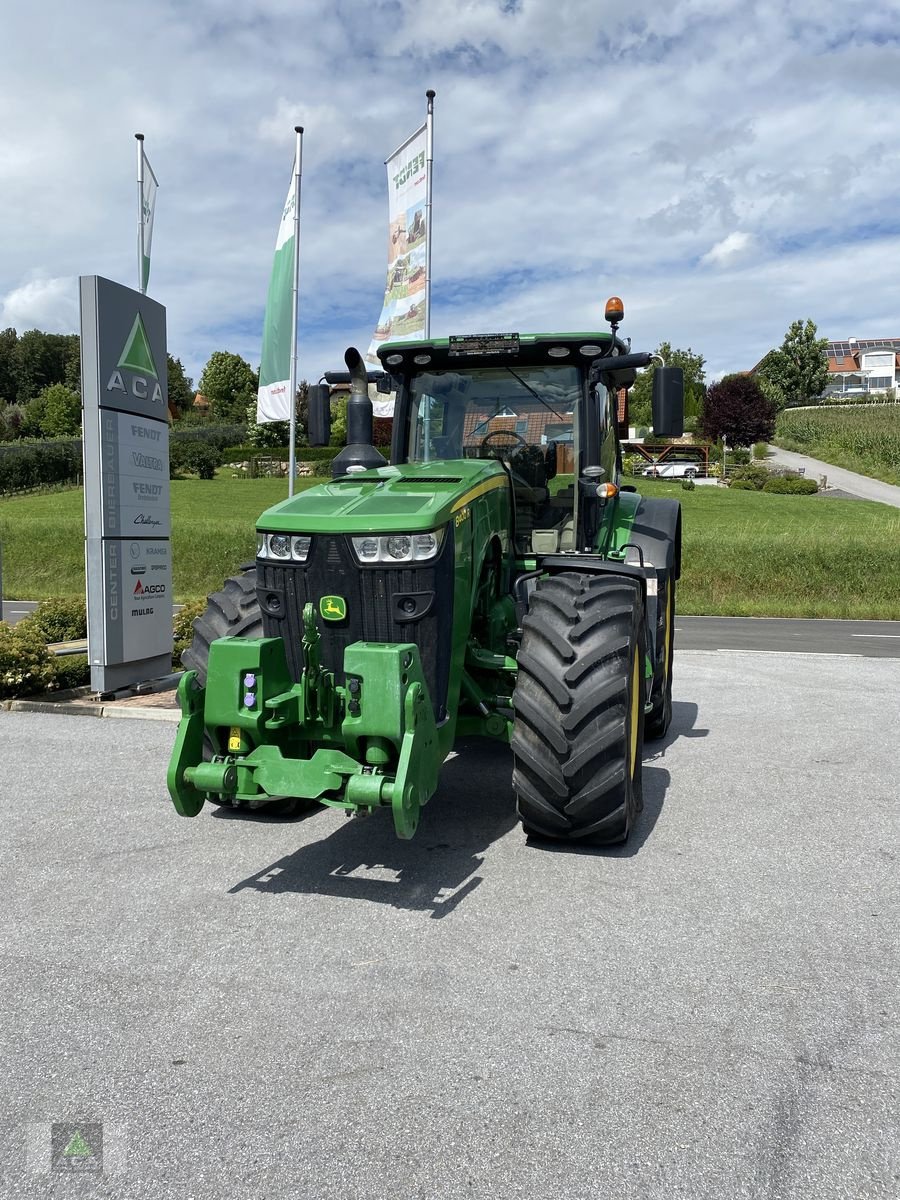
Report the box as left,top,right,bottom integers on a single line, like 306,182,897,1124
117,313,158,378
62,1130,93,1159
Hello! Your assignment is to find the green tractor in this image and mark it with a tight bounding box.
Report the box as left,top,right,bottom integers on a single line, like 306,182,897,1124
168,298,683,844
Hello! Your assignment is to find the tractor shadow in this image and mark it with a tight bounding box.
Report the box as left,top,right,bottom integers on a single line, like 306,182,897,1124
225,704,707,913
225,739,519,919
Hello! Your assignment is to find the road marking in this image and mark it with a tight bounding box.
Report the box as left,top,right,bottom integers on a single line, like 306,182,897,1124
851,634,900,639
713,648,863,658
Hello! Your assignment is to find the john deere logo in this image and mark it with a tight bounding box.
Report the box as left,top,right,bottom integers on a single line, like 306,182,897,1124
320,596,346,621
106,312,164,404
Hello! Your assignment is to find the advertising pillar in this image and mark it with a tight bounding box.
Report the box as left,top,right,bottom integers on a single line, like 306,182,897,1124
80,276,172,692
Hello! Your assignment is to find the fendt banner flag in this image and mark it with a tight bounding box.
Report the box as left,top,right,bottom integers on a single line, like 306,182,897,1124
257,158,299,423
81,276,172,692
141,150,158,292
365,123,428,367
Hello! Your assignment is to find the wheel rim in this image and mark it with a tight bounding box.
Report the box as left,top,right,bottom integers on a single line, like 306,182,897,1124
628,648,641,777
661,582,674,690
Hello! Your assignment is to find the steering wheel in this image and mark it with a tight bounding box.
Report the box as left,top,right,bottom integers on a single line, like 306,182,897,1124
479,429,529,457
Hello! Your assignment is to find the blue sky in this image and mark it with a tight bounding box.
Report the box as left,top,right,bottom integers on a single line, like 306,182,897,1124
1,0,898,389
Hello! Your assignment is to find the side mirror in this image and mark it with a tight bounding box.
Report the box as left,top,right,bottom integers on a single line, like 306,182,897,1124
544,441,558,481
652,367,684,439
307,383,331,447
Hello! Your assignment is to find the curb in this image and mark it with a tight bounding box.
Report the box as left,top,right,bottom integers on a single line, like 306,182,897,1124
4,699,180,723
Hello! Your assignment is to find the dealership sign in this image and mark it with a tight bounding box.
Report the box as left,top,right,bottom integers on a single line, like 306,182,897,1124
81,276,172,691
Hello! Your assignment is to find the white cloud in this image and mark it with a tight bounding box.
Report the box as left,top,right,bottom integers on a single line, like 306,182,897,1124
0,0,898,386
0,277,79,333
700,232,755,268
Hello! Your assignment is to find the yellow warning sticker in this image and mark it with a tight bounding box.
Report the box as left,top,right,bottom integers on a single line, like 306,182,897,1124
228,727,243,752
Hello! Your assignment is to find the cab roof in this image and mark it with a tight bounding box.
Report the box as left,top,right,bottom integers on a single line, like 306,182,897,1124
376,332,628,372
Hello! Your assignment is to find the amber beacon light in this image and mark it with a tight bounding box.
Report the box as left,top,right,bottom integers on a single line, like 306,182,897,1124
604,296,625,324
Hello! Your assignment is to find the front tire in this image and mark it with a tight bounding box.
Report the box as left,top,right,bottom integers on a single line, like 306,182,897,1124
183,570,313,819
511,572,646,844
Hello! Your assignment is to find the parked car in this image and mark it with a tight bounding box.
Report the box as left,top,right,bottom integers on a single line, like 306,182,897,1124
642,459,701,479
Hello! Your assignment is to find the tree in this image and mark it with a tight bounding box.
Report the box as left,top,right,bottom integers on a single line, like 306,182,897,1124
38,383,82,437
166,355,194,416
198,351,258,424
756,319,828,409
700,374,776,447
628,342,706,429
12,330,78,404
0,328,18,404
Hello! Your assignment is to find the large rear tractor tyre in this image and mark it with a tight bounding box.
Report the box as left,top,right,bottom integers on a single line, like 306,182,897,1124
183,570,312,819
645,574,675,741
511,572,646,845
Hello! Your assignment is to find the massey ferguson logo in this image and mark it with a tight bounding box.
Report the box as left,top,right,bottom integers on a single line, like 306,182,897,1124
133,579,166,596
106,312,164,405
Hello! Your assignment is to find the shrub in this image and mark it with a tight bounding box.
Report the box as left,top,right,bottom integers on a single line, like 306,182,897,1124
0,438,82,494
51,654,90,690
170,441,219,479
173,599,206,667
681,477,695,491
0,622,56,699
730,464,770,490
762,476,818,495
19,597,87,643
753,442,769,460
729,479,757,490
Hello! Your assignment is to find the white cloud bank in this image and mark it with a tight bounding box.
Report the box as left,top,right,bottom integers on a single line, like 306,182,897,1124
1,0,899,383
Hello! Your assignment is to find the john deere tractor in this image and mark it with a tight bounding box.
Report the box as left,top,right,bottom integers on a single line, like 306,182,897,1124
168,299,683,844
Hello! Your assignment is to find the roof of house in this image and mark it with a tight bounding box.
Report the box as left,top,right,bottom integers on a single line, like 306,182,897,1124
751,339,900,375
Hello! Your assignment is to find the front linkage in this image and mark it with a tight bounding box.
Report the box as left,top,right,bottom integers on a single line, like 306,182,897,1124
167,604,441,838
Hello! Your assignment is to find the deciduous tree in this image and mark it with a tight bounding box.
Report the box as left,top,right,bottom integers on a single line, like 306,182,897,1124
199,351,258,424
756,319,828,408
700,374,776,447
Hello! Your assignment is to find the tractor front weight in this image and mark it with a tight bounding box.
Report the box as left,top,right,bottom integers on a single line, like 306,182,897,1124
166,603,441,838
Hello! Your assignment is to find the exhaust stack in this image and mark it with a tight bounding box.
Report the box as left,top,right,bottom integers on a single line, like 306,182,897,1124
331,348,388,476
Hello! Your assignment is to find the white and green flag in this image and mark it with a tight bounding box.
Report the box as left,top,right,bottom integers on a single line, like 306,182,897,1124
257,162,298,422
140,150,158,292
365,123,429,367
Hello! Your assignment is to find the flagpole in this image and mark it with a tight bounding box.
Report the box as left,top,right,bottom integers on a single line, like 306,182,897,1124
287,126,303,498
424,90,435,339
135,133,145,295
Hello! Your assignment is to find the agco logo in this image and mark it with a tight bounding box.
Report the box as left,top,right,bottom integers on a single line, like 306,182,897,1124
134,579,166,596
106,313,163,405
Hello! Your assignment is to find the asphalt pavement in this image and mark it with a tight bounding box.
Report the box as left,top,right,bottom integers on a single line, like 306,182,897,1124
1,649,898,1198
765,445,900,509
676,615,900,658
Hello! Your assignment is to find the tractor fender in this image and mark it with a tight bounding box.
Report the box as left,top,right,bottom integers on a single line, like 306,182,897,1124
629,496,682,580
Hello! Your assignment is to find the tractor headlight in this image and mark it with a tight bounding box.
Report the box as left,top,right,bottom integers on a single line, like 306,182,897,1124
257,533,311,562
268,534,291,560
351,528,445,564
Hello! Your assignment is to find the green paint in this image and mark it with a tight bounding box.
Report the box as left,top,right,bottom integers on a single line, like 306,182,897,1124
117,313,158,378
62,1132,93,1159
319,595,346,621
167,325,684,841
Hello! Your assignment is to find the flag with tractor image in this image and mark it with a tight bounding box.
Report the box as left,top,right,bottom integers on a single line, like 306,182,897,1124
366,123,428,365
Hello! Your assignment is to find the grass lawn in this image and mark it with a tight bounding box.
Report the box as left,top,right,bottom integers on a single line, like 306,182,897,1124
1,475,899,619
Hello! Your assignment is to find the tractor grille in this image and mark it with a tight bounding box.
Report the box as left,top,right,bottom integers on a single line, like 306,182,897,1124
257,529,454,721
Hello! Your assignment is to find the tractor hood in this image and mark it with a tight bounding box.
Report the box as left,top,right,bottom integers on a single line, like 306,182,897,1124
257,458,509,535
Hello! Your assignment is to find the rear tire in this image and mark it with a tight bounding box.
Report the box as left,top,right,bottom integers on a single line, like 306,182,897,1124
645,575,675,741
511,572,646,844
183,570,313,819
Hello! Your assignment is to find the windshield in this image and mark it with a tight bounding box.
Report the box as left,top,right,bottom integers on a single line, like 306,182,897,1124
407,364,582,556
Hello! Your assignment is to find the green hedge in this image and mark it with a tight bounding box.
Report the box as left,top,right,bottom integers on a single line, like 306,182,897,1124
0,424,247,494
762,476,818,495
